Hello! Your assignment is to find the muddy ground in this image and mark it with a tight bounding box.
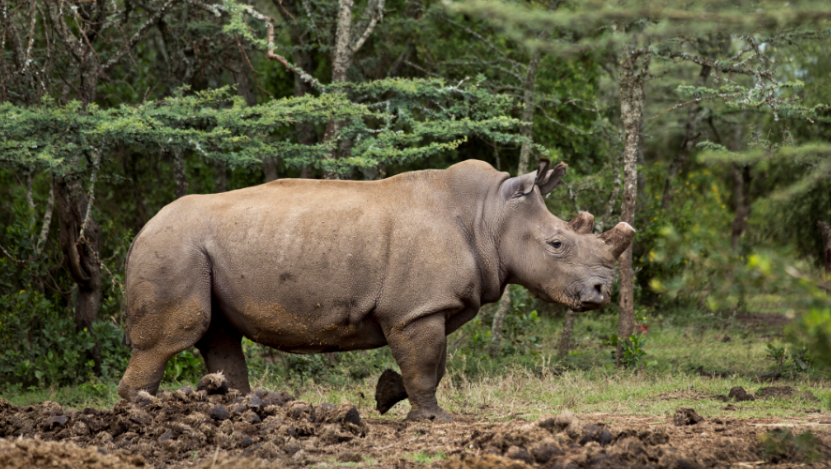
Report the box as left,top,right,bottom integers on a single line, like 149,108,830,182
1,375,829,468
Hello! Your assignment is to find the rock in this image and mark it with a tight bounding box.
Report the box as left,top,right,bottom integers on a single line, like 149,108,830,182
209,404,229,421
673,407,704,426
505,446,534,464
197,372,229,395
375,369,408,414
727,387,755,402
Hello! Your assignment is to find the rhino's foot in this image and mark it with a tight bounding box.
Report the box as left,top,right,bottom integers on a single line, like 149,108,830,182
406,407,453,422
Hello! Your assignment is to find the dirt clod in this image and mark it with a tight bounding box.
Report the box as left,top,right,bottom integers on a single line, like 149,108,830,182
375,369,408,414
673,407,704,426
728,386,756,402
197,372,229,395
757,386,819,402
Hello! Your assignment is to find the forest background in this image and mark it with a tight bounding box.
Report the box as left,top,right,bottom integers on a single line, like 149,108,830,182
1,0,830,413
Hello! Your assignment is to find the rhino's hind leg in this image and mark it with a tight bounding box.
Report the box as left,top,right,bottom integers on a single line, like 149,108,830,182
384,314,452,422
195,307,250,394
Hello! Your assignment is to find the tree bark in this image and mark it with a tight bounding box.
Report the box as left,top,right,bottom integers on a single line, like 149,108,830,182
214,161,228,193
54,177,102,374
488,288,512,357
729,124,751,249
661,64,711,209
616,49,648,367
321,0,356,179
558,309,577,359
274,0,317,179
818,221,831,278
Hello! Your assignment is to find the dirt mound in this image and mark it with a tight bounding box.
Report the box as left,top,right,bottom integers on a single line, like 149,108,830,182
2,374,829,468
713,386,818,404
757,386,820,402
0,374,365,468
0,437,146,469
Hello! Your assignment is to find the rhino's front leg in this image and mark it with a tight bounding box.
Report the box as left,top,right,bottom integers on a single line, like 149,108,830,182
384,313,452,422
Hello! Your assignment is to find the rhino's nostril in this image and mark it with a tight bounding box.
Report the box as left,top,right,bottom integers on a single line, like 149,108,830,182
594,283,603,296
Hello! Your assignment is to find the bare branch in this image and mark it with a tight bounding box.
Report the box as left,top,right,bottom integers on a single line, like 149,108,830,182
535,104,594,135
352,0,385,54
36,181,54,256
262,17,324,92
101,0,176,72
436,13,526,74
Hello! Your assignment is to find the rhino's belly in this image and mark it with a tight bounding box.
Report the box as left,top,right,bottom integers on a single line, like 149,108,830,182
228,300,388,353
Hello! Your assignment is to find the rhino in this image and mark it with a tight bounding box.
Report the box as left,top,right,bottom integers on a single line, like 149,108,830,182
118,158,634,421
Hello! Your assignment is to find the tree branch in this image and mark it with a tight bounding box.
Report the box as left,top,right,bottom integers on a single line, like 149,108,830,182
351,0,385,54
101,0,176,73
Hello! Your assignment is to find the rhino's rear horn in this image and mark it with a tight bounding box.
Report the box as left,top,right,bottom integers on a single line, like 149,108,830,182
568,211,595,234
598,222,636,259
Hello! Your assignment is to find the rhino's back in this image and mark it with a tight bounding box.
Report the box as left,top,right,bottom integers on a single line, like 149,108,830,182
128,166,488,351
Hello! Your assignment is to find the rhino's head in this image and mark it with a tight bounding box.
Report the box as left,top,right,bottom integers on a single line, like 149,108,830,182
497,159,634,312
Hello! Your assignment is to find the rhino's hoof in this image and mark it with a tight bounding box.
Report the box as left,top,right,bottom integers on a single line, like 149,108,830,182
406,407,453,422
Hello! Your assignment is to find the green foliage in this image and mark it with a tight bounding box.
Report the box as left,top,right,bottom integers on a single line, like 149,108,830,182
764,343,787,375
788,308,831,373
0,289,128,389
759,428,821,464
456,287,542,358
1,80,527,177
602,333,647,368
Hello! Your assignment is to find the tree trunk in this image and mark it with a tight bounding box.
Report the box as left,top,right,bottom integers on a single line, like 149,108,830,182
322,0,356,179
616,49,648,367
54,177,102,374
729,124,751,249
730,164,752,249
275,0,317,179
661,64,711,209
214,161,228,193
173,150,188,198
123,152,148,231
488,287,512,357
558,309,577,359
818,221,831,278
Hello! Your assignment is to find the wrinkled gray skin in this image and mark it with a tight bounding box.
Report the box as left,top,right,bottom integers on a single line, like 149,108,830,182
118,159,634,421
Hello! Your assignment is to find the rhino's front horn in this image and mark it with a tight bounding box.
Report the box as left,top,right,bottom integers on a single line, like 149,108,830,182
598,222,636,259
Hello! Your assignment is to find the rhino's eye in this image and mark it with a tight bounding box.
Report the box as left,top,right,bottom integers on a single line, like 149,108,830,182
550,240,562,249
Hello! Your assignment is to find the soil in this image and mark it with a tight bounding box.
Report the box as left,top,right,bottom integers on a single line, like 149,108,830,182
1,374,829,468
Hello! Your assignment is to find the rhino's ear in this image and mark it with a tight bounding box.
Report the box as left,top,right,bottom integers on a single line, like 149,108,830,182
568,211,595,234
502,159,567,199
537,162,568,195
598,222,636,259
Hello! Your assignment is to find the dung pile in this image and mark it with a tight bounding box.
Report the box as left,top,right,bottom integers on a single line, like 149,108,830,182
0,373,366,468
447,410,763,469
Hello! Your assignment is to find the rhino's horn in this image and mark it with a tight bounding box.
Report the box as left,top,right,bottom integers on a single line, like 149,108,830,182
568,211,595,234
598,222,636,259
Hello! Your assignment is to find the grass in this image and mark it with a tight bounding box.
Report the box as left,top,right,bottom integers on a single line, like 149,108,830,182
2,300,829,423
